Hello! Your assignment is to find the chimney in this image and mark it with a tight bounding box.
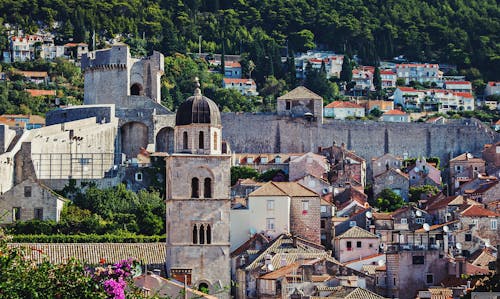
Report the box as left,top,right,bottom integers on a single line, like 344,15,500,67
455,256,465,278
293,236,298,248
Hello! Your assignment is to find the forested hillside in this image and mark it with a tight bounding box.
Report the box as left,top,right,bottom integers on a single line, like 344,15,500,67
0,0,498,82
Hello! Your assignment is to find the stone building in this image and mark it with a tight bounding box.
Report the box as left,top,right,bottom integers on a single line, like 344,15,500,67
371,153,403,179
318,143,366,188
333,226,380,263
288,152,329,182
373,168,410,202
0,178,67,224
407,157,441,187
277,86,323,123
164,84,231,297
81,44,164,105
449,153,485,192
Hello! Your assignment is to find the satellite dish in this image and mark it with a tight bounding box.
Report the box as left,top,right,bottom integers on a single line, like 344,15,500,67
456,243,462,250
380,243,385,249
366,211,373,219
267,264,275,271
322,188,329,194
416,210,423,217
377,260,386,266
484,240,490,247
414,167,420,173
443,225,450,233
249,228,256,235
423,223,430,231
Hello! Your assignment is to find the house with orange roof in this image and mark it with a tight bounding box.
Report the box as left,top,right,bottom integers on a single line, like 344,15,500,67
380,70,397,89
223,60,242,78
484,81,500,97
408,157,442,187
333,226,380,263
462,179,499,204
25,89,56,97
294,51,344,79
381,109,410,122
395,63,441,85
0,114,45,130
324,101,365,119
230,181,321,251
63,42,89,60
449,153,485,192
222,78,258,96
357,99,394,113
5,35,46,62
455,205,499,254
352,66,375,93
444,81,472,93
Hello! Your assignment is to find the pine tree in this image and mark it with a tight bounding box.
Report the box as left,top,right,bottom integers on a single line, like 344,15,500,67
373,67,382,92
340,56,352,83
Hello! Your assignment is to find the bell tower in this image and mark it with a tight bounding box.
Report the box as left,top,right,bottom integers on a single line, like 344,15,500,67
165,78,231,297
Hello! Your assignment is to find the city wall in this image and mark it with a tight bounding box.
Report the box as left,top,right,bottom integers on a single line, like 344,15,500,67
221,113,499,172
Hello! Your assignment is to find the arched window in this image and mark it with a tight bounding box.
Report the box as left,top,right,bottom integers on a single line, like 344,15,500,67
199,131,204,149
204,178,212,198
206,224,211,244
130,83,143,96
192,224,198,244
191,177,199,198
213,132,218,150
183,132,188,149
199,224,205,244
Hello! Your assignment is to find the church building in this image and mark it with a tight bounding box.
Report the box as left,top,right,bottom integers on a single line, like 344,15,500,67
165,80,231,297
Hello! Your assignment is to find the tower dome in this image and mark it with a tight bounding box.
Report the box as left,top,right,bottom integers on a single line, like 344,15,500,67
175,80,221,126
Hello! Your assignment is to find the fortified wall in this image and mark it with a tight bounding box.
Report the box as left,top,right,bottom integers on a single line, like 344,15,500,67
221,113,499,172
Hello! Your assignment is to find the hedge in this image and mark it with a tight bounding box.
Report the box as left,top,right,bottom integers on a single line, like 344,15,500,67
10,233,166,243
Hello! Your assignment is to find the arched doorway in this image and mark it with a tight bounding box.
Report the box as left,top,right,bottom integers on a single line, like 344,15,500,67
155,127,174,153
121,122,148,159
198,282,210,294
130,83,144,96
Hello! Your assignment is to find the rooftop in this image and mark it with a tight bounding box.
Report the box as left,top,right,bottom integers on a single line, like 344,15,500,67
278,86,322,101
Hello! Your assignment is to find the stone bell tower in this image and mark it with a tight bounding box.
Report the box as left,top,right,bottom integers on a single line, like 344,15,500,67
165,79,231,297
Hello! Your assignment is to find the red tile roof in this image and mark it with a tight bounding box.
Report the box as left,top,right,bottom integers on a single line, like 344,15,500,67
17,71,48,78
487,82,499,86
445,81,471,85
224,61,241,68
380,70,396,75
461,205,499,217
383,109,407,115
223,78,256,85
26,89,56,97
325,101,364,109
64,43,88,47
453,92,474,98
396,63,439,68
397,87,419,92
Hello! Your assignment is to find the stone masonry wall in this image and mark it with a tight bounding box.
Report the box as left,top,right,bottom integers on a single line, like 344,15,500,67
221,113,499,179
290,195,321,244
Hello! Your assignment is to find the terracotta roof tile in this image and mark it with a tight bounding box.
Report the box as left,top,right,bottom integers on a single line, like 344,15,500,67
461,205,499,217
335,226,378,239
26,89,56,97
325,101,364,109
383,109,407,115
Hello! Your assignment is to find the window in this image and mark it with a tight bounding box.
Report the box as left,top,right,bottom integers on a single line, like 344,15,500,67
79,158,91,165
183,132,188,149
34,208,43,220
267,200,274,211
266,218,275,230
349,221,356,227
193,225,198,244
199,224,205,244
206,224,211,244
412,256,425,264
199,131,204,149
321,206,327,213
275,156,281,163
191,178,199,198
369,243,373,248
135,172,143,181
24,186,32,197
302,201,309,214
286,101,291,110
401,218,408,224
321,219,326,229
12,207,21,222
213,132,218,150
357,241,362,248
204,178,212,198
416,218,424,224
426,274,433,284
491,219,497,230
346,241,352,250
465,234,472,242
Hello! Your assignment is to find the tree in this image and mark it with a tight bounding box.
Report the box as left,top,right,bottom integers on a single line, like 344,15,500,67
375,189,406,212
373,67,382,92
289,29,316,53
230,166,259,186
340,56,352,83
305,61,335,100
409,185,440,202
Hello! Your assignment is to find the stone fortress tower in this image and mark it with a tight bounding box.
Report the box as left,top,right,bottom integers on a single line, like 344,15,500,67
81,44,164,105
165,80,231,297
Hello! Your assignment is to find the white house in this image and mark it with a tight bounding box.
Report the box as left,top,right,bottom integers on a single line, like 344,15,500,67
381,109,410,122
396,63,441,84
222,78,258,96
444,81,472,93
485,82,500,97
352,66,374,92
295,51,344,79
224,61,242,78
380,70,397,89
324,101,365,119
